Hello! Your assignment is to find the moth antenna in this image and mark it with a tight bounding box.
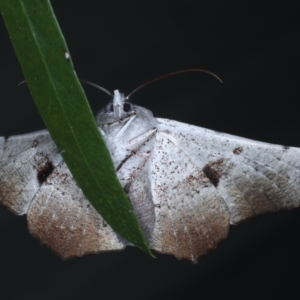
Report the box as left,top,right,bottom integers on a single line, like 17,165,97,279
18,80,26,86
18,79,113,97
127,69,222,99
80,80,113,97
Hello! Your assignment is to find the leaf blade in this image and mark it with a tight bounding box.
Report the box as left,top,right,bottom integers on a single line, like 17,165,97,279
0,0,152,256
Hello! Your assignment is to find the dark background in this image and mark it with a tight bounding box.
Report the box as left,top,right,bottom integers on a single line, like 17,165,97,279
1,1,300,299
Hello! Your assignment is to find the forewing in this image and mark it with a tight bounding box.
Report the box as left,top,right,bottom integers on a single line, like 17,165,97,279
27,162,126,259
0,131,125,258
149,122,231,262
157,118,300,225
0,131,62,214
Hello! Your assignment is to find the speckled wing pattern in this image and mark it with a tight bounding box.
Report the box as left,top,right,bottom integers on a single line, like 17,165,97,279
0,131,126,259
1,112,300,262
148,118,300,261
149,121,230,262
157,119,300,219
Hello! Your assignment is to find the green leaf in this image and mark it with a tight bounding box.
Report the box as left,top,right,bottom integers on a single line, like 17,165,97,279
0,0,152,256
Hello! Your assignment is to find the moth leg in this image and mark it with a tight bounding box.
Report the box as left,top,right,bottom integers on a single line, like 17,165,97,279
115,115,136,139
126,128,157,147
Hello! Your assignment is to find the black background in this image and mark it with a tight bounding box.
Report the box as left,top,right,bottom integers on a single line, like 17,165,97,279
1,1,300,299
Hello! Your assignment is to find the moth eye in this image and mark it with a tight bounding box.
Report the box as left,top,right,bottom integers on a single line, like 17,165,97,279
106,102,114,113
123,102,133,113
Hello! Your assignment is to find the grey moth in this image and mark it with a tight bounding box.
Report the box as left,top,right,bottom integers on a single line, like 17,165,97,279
1,90,300,262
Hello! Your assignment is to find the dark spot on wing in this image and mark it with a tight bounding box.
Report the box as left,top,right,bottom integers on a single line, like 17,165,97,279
37,160,54,184
32,139,39,148
283,145,290,150
202,158,224,187
233,146,243,155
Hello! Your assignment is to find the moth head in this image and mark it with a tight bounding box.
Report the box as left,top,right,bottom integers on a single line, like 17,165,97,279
96,90,156,135
105,90,134,118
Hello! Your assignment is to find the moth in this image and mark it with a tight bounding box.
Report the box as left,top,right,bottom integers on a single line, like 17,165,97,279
1,89,300,263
